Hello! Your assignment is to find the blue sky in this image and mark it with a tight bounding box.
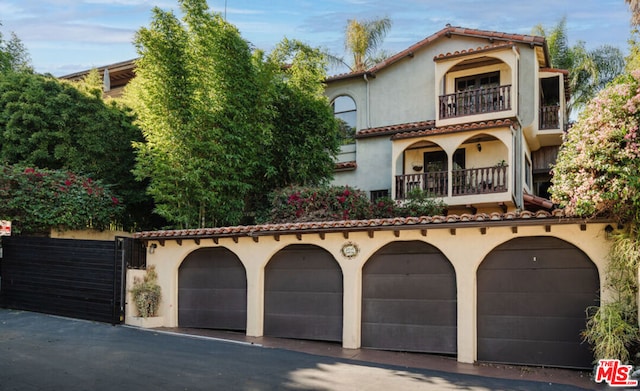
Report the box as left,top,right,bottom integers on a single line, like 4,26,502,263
0,0,635,77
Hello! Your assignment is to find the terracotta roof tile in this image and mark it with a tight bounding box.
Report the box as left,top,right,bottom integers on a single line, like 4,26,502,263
334,161,357,170
356,120,435,139
433,42,518,61
390,118,515,140
133,209,605,241
367,25,546,75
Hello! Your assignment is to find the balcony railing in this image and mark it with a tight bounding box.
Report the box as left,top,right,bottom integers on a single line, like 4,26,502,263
539,105,560,129
439,85,512,119
395,166,508,199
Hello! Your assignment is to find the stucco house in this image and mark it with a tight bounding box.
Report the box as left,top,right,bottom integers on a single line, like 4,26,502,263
64,26,613,370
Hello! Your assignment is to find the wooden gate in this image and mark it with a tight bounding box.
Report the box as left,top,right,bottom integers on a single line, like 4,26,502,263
477,236,599,369
0,236,137,324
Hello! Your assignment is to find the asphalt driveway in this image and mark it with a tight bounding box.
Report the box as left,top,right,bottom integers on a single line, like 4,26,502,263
0,309,596,390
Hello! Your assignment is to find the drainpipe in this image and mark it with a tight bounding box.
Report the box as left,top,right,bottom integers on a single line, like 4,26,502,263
363,73,371,129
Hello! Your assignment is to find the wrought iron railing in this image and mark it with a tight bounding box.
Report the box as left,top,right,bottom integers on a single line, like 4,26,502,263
395,166,508,199
439,85,512,119
539,105,560,129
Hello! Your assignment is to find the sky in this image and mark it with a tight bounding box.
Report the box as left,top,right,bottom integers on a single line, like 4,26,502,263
0,0,635,77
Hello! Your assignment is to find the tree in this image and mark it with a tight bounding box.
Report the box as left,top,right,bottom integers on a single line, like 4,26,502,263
0,70,152,230
532,18,625,118
127,0,265,228
128,0,338,228
0,23,31,73
329,17,392,73
626,0,640,26
550,71,640,363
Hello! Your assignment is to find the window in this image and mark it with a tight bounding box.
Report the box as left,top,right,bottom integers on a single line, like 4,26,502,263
370,189,389,202
332,96,356,144
423,149,465,172
456,71,500,92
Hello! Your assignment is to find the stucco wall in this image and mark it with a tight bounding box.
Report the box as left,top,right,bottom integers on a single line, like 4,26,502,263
132,221,611,364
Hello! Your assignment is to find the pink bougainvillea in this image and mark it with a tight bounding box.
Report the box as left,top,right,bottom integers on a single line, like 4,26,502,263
551,71,640,222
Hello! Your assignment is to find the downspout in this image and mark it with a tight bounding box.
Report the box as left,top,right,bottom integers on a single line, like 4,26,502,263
363,73,371,129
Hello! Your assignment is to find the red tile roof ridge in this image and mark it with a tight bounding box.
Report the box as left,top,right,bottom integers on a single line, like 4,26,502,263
133,210,591,239
391,118,515,140
434,41,517,61
364,25,545,76
356,120,436,138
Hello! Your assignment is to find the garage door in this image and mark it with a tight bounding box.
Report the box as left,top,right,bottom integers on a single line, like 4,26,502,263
362,241,457,354
264,244,343,342
477,236,599,369
178,248,247,330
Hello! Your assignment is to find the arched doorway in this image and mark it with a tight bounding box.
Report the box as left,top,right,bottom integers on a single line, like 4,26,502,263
178,247,247,330
477,237,600,369
264,244,343,342
362,241,457,354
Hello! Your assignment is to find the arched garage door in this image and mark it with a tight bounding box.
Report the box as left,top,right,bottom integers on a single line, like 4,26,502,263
178,248,247,330
264,244,343,342
477,237,599,369
362,241,457,354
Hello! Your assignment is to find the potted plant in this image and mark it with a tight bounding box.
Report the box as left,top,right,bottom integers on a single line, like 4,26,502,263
130,265,162,318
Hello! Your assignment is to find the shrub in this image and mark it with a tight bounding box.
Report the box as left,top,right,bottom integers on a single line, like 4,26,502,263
397,188,447,217
264,185,447,223
130,265,162,318
0,164,123,234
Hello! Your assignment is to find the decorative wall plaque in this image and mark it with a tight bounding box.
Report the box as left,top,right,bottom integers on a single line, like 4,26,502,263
341,241,359,259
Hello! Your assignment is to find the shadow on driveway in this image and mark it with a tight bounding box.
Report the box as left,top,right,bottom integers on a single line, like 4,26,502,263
0,309,598,391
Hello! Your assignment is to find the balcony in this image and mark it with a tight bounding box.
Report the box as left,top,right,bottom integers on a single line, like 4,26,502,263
439,85,512,119
539,105,560,130
395,165,508,200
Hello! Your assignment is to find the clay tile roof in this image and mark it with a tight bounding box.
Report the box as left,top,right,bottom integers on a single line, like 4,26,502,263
133,209,609,242
364,25,545,76
356,120,436,139
523,193,556,211
334,161,357,171
434,42,517,61
391,118,514,140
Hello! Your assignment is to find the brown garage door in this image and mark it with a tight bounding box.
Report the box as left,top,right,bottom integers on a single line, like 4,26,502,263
178,247,247,331
264,244,343,342
362,241,457,354
477,236,599,369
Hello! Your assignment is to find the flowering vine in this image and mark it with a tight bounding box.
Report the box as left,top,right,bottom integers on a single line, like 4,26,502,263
0,165,123,234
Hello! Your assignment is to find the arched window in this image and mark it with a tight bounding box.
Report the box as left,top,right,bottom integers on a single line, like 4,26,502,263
331,96,356,144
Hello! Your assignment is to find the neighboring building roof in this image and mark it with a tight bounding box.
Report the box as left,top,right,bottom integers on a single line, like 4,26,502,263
334,161,357,171
355,118,515,140
134,209,602,242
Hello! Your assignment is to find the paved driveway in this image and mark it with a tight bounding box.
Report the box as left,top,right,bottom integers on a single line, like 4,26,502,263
0,309,595,390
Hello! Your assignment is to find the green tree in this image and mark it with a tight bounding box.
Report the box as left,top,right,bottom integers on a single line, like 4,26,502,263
329,17,392,72
533,17,624,118
550,72,640,363
0,70,151,230
261,39,340,189
127,0,267,228
0,23,31,73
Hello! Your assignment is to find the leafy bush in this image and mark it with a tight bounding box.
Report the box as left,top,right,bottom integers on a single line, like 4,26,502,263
550,72,640,364
397,188,447,217
130,265,162,318
267,185,372,222
0,164,123,234
264,185,447,223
